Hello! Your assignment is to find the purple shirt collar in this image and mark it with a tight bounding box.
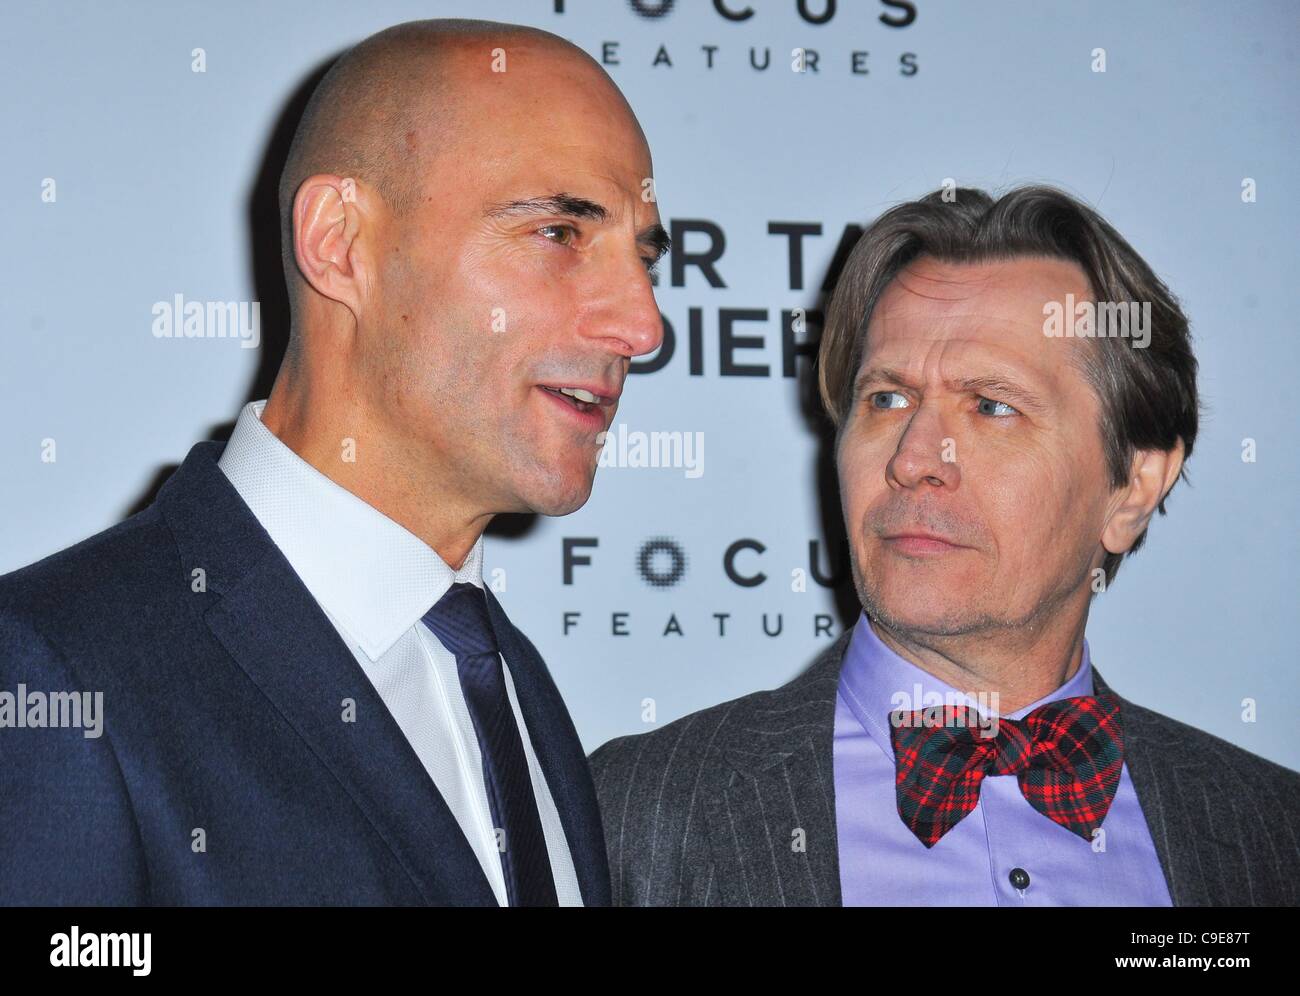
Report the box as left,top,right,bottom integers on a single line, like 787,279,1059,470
838,610,1096,762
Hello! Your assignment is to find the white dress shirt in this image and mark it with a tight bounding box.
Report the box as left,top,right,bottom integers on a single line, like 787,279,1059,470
216,399,582,905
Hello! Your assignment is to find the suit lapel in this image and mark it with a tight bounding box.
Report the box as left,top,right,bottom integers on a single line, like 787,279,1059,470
1094,667,1221,906
484,590,611,906
159,440,497,906
700,633,849,906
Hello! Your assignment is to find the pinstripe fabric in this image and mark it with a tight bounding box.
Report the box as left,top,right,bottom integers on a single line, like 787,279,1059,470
589,626,1300,906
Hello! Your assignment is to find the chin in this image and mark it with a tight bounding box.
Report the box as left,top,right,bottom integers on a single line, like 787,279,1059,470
519,467,596,517
856,561,973,636
531,492,591,517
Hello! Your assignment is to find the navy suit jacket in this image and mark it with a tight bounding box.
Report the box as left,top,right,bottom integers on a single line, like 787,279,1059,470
0,439,611,905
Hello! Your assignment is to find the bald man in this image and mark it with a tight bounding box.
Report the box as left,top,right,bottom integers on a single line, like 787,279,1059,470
0,19,666,906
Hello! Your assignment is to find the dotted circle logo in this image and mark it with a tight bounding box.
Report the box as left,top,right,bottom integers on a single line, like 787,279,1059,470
637,537,688,588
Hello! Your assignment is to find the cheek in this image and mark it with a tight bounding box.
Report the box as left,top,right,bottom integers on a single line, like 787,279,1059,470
982,445,1046,525
835,433,880,519
461,271,561,363
979,449,1098,568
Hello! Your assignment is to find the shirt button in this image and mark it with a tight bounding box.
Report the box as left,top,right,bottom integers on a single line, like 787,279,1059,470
1009,867,1031,890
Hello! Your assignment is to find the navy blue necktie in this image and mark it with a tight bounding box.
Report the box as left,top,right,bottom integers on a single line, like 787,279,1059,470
422,582,558,906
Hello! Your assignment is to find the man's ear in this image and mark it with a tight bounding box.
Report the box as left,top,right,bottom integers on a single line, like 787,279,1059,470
1101,437,1186,555
291,174,374,319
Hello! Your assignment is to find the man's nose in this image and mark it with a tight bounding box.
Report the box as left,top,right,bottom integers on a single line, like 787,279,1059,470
582,254,664,358
886,402,961,491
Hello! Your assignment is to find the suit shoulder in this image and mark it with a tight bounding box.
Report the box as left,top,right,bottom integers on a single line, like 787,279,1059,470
0,504,177,666
0,504,170,610
1123,696,1300,803
587,687,777,905
590,649,841,791
588,642,846,906
591,691,738,782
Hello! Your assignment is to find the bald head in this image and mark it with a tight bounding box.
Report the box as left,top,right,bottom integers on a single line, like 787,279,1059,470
262,16,663,557
278,18,628,310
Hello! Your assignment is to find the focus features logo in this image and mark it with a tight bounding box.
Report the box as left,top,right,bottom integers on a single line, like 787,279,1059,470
552,1,920,77
560,536,849,639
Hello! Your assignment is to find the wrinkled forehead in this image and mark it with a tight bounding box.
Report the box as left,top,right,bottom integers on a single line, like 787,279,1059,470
862,256,1093,382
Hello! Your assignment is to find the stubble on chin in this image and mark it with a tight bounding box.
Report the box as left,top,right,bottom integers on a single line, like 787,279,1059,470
850,543,993,640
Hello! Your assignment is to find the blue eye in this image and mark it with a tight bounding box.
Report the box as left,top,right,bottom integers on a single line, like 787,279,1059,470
870,391,909,410
977,397,1019,417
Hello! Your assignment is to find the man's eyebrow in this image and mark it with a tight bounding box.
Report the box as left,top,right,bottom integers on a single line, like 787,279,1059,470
639,224,671,260
853,366,912,399
485,193,608,222
948,374,1048,411
485,193,671,260
854,366,1048,411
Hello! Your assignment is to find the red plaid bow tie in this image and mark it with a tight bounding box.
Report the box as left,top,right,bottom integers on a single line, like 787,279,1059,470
888,691,1124,848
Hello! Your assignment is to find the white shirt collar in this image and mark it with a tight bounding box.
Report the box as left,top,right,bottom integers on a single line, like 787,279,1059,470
216,399,483,662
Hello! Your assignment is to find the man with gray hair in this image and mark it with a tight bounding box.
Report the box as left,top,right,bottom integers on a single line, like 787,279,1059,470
0,18,668,905
591,185,1300,906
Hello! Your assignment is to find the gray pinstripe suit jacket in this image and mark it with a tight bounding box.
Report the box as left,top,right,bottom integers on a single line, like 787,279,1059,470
589,627,1300,906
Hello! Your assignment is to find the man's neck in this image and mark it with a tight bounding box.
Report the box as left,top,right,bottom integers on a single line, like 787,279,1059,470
259,386,490,570
867,605,1090,715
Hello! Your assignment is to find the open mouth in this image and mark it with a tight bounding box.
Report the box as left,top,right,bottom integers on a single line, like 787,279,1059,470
539,385,606,414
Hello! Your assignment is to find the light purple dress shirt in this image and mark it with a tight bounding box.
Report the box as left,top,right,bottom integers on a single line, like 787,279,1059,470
834,612,1173,905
